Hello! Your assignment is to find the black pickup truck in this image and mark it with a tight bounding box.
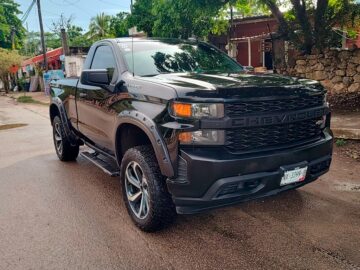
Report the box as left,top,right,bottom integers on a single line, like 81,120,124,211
50,38,333,231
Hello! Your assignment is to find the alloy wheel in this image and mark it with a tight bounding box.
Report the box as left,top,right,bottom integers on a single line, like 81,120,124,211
124,161,150,219
54,122,63,155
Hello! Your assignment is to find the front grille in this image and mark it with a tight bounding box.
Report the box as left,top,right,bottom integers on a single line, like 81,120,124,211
225,94,324,117
225,118,323,153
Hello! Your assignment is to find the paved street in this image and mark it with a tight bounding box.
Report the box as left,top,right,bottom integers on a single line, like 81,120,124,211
0,96,359,270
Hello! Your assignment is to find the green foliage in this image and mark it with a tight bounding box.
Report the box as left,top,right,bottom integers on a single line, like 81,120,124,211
127,0,359,52
128,0,231,39
234,0,269,17
0,0,25,49
0,48,22,93
50,14,90,47
20,14,90,56
88,13,114,40
17,95,47,105
259,0,360,53
127,0,155,36
44,32,62,49
336,139,347,147
110,12,130,37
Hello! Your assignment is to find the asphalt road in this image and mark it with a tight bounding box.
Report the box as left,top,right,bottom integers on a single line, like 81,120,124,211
0,96,359,270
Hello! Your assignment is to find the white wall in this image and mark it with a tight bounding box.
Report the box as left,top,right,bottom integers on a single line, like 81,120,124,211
64,55,86,77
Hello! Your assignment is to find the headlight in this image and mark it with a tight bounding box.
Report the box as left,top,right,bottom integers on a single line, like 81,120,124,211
179,130,225,145
171,102,224,119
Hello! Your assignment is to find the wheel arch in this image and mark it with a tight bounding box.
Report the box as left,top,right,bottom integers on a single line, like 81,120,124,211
49,103,60,124
115,110,174,178
50,98,78,146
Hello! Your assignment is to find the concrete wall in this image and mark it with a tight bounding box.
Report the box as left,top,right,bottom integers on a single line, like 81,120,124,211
64,55,86,77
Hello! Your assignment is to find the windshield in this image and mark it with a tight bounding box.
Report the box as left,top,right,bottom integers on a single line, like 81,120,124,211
119,40,243,76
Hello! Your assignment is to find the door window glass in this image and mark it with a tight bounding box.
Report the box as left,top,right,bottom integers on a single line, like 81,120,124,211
91,45,116,81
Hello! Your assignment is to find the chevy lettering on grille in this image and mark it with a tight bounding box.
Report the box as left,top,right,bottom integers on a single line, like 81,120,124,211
232,107,329,128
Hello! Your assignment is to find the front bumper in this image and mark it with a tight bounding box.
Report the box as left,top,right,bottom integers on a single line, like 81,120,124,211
167,130,333,214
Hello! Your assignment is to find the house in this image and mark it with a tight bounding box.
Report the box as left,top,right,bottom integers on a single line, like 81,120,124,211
64,47,89,77
209,15,278,70
21,47,64,75
209,15,360,70
21,46,89,78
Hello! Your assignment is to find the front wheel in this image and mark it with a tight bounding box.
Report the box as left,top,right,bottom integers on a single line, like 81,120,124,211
120,145,176,232
52,116,79,161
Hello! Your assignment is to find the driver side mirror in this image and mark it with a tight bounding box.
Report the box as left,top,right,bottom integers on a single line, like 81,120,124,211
80,69,111,87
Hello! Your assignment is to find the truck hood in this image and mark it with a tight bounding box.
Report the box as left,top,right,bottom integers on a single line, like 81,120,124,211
141,72,324,100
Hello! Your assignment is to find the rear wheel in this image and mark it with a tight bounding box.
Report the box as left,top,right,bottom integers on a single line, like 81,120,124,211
52,116,79,161
120,145,176,232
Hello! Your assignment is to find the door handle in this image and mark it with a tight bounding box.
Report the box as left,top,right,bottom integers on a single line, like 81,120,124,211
79,93,87,98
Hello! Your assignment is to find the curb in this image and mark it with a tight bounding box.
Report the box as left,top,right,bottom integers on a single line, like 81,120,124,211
332,128,360,140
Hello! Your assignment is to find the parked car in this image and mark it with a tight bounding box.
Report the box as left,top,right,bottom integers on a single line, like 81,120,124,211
50,38,333,231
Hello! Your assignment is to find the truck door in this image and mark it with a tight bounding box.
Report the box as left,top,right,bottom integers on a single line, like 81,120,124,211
76,44,118,151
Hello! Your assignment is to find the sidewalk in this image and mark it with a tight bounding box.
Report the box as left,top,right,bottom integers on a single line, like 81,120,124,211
6,91,50,105
332,112,360,140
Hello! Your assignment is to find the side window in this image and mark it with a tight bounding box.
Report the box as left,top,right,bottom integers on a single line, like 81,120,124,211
91,45,116,81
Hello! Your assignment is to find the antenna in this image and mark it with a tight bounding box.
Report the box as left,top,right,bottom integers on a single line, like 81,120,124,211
130,1,135,77
132,35,135,77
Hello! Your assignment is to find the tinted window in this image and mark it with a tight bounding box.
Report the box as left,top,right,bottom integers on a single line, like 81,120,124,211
119,40,243,76
91,45,116,81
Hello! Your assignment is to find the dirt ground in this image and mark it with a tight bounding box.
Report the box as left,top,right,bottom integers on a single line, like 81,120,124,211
335,139,360,162
0,96,359,270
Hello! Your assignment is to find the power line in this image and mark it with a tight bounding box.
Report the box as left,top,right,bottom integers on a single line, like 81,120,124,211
21,0,36,23
97,0,131,9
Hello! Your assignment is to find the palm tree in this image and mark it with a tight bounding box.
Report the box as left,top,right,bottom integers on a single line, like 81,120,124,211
88,13,113,40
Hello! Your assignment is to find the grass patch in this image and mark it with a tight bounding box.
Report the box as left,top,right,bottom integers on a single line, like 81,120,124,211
335,139,347,147
17,95,47,105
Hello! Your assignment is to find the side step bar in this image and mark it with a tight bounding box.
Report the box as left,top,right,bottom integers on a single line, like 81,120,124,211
80,151,120,177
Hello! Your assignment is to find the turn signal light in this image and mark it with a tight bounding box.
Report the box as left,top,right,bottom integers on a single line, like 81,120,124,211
178,132,192,143
172,103,192,118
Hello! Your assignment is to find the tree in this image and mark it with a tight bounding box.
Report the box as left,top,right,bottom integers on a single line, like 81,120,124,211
234,0,269,17
258,0,360,53
127,0,155,36
51,14,89,47
44,32,61,49
88,13,113,40
110,12,130,37
0,0,25,49
128,0,229,39
129,0,359,53
0,48,22,93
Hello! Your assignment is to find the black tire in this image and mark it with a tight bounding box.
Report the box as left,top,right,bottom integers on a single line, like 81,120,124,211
120,145,176,232
52,116,79,161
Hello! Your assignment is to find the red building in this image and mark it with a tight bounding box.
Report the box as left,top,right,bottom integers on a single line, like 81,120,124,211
21,47,64,73
210,16,278,69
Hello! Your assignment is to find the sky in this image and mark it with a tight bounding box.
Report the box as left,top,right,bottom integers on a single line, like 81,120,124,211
16,0,131,32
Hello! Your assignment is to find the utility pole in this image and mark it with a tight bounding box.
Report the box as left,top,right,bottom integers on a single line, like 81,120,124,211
10,26,15,50
60,28,70,56
36,0,47,71
25,22,29,55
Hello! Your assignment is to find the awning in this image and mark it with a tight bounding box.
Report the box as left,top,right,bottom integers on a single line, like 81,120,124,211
22,47,64,67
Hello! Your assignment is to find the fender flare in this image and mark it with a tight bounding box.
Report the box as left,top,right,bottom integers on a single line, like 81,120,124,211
50,97,78,146
115,110,175,178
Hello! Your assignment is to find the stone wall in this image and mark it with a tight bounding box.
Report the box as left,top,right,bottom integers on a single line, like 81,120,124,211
283,48,360,95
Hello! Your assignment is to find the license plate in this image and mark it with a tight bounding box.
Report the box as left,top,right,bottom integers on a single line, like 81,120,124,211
280,166,308,186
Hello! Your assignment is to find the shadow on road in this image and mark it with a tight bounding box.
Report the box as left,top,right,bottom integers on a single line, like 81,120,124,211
1,153,359,270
